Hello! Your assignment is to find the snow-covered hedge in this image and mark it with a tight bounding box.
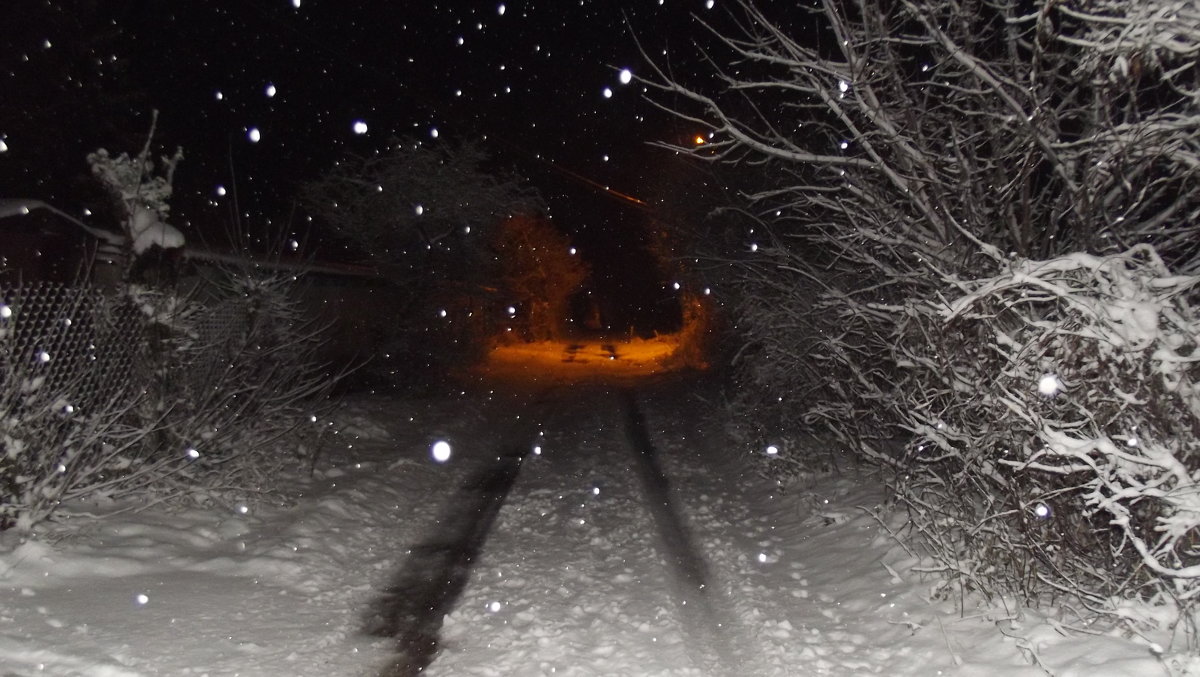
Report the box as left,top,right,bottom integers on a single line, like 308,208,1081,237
0,273,336,532
895,245,1199,634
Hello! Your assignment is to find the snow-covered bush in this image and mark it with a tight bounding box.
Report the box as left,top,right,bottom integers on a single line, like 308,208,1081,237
646,0,1200,643
87,111,186,276
0,286,165,531
0,274,339,532
131,269,339,499
894,245,1199,637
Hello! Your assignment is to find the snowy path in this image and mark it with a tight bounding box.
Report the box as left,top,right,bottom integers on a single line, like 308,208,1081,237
0,380,1168,676
425,385,731,676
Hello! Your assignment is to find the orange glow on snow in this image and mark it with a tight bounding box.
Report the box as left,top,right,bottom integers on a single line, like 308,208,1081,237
483,336,679,381
478,296,712,384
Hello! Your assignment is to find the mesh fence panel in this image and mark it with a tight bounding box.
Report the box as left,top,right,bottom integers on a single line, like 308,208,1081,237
1,282,147,411
0,283,254,412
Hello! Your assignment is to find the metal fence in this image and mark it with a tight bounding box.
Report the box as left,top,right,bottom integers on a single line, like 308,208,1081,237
0,282,251,412
1,282,148,411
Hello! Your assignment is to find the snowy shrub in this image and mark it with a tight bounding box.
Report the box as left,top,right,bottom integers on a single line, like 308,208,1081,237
0,275,338,531
0,285,164,531
131,269,339,499
646,0,1200,644
893,245,1200,638
86,110,187,276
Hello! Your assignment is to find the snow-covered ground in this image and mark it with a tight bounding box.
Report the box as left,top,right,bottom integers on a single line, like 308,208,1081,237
0,378,1176,676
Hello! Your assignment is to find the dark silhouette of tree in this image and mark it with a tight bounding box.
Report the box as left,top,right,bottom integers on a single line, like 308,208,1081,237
492,214,590,342
298,139,545,385
300,139,542,264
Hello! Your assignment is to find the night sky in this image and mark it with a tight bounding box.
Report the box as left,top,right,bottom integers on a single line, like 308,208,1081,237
3,0,735,328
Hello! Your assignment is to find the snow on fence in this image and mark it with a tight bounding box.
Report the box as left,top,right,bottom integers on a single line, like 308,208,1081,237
0,280,303,532
1,282,147,411
0,282,252,410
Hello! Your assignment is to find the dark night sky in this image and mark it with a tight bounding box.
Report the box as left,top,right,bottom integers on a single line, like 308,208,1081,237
2,0,734,328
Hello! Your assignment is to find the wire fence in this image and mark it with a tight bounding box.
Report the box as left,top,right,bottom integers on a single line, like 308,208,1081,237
0,282,249,413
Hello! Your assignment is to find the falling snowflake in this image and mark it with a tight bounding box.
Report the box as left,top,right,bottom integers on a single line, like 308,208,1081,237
1037,373,1061,396
432,440,452,463
247,127,261,143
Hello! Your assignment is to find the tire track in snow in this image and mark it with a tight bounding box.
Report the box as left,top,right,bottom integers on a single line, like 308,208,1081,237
424,387,698,675
366,388,563,676
621,389,746,677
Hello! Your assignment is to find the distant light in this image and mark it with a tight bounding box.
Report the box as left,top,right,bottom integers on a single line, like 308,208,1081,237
414,204,424,216
507,306,517,316
247,127,261,143
765,445,779,456
839,140,849,150
703,287,711,295
265,83,277,98
694,135,706,145
432,440,452,463
352,120,368,135
602,87,613,99
1034,503,1052,519
186,448,200,459
135,594,150,606
430,127,439,139
750,243,758,252
619,68,633,84
216,185,227,196
215,90,223,101
569,247,577,255
672,281,681,290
